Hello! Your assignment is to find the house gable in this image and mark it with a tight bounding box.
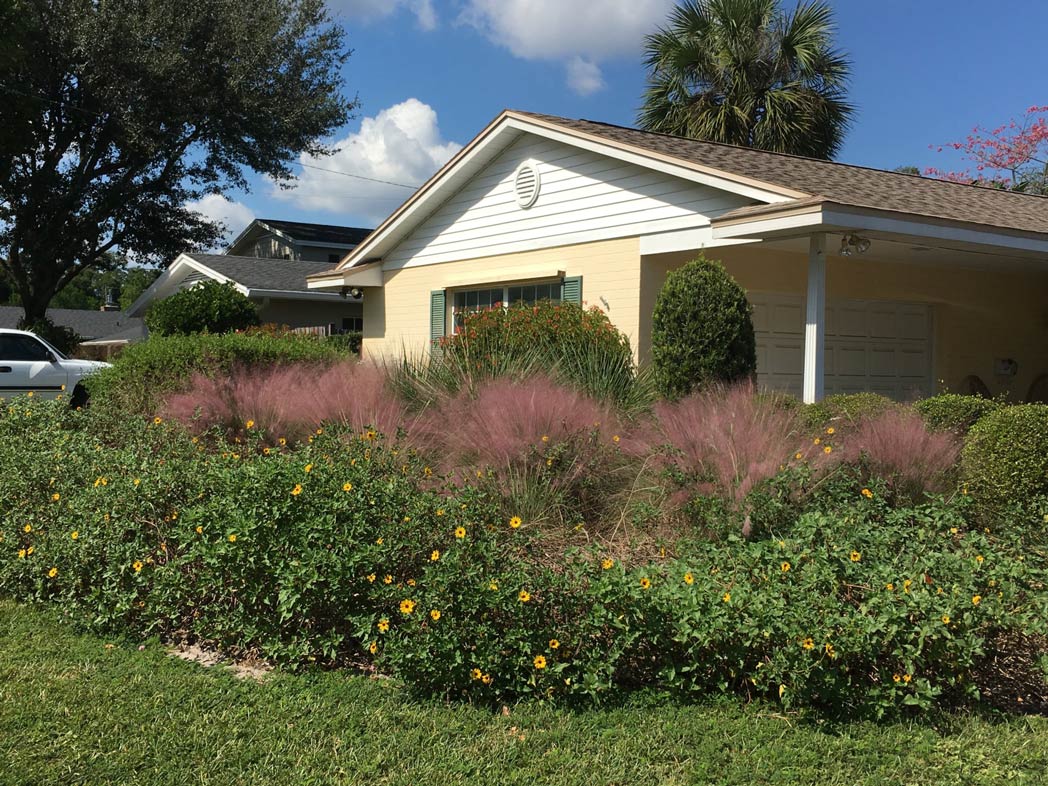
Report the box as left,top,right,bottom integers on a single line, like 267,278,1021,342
382,133,758,270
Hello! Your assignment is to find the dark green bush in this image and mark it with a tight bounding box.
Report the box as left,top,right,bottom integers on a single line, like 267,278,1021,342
17,316,82,356
145,281,259,336
85,332,345,415
915,393,1000,434
325,331,362,355
650,256,756,399
962,404,1048,510
803,393,896,430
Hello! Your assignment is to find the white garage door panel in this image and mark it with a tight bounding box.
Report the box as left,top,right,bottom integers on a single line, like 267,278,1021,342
750,293,932,401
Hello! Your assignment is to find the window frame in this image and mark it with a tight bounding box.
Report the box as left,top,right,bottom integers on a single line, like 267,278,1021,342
448,277,563,334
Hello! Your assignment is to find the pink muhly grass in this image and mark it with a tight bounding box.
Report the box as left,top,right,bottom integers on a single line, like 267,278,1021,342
420,375,617,480
841,408,961,498
164,361,409,443
648,383,825,510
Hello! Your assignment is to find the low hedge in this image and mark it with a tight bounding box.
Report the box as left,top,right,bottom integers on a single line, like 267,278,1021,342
85,332,347,415
803,393,897,430
963,404,1048,512
915,394,1000,434
2,398,1046,718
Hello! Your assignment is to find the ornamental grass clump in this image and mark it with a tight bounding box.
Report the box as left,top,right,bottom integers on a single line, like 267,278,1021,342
164,361,410,444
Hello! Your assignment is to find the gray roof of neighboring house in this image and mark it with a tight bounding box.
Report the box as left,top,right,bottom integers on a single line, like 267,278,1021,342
185,253,336,293
255,219,373,246
0,306,144,341
516,112,1048,235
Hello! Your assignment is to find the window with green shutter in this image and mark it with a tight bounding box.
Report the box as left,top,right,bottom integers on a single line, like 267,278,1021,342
429,290,446,354
561,276,582,304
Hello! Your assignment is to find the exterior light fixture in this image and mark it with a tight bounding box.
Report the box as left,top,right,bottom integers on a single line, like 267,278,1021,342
839,233,871,256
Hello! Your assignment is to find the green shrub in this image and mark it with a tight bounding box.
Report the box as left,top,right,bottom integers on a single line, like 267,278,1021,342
915,393,1000,434
962,404,1048,510
803,393,896,430
145,281,260,336
85,332,345,415
650,256,756,399
325,331,362,355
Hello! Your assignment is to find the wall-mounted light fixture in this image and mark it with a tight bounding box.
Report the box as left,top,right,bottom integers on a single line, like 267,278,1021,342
839,233,872,256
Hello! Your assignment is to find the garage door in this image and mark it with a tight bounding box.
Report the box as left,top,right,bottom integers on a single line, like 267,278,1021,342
749,293,933,401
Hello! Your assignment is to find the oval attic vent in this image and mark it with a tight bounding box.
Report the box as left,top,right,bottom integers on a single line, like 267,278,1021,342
514,161,541,208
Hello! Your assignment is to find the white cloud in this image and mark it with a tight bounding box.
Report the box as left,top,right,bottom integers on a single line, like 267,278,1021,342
331,0,437,30
460,0,675,94
565,56,605,96
186,194,255,246
273,98,462,224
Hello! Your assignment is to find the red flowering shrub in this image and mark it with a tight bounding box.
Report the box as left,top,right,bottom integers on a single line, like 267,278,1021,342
165,361,409,444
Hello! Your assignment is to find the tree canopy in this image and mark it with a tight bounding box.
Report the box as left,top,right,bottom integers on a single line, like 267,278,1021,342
0,0,355,324
638,0,853,160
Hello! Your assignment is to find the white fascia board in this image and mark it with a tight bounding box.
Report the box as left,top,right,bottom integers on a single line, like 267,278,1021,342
246,289,361,302
639,225,760,255
307,263,385,290
296,240,359,250
713,204,1048,256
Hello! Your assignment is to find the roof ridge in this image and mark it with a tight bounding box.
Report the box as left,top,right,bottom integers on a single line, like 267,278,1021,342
517,111,1048,203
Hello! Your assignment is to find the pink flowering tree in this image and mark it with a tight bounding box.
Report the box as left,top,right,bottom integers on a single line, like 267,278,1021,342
924,106,1048,194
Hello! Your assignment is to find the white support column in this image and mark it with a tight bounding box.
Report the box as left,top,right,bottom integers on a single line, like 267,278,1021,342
802,233,826,404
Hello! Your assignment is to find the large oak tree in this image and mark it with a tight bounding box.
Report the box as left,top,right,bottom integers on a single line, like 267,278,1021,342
0,0,355,325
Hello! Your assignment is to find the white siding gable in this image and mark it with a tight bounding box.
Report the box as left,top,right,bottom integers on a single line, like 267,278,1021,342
384,134,753,270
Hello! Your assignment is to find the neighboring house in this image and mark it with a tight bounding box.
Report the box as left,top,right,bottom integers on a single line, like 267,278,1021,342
0,306,146,356
308,110,1048,403
129,220,374,332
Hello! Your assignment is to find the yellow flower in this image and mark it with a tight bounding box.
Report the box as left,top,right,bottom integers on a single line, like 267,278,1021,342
976,555,984,564
133,478,140,487
364,429,377,441
509,516,522,529
195,526,203,535
861,488,874,499
612,435,621,444
342,482,353,492
378,619,390,633
26,391,33,397
423,466,433,477
902,674,912,684
17,549,25,559
316,428,323,436
533,655,547,670
291,484,303,496
430,549,441,561
949,527,958,535
430,609,441,621
481,673,493,685
48,567,58,578
541,435,549,443
304,463,313,473
470,668,483,680
228,534,237,543
376,537,383,545
51,493,60,502
849,550,861,562
245,420,255,429
826,427,835,435
813,437,821,445
903,579,912,593
518,589,531,603
892,673,901,683
153,416,162,425
488,581,499,591
942,614,950,625
801,637,815,650
399,599,416,614
683,572,694,585
278,438,287,446
885,582,895,591
601,558,614,570
23,524,31,533
823,445,832,454
383,574,393,585
454,526,466,539
71,530,78,540
639,577,651,590
794,452,803,460
722,592,731,603
549,638,560,649
825,643,836,658
366,573,376,583
781,562,791,573
369,641,378,655
407,579,416,587
972,594,982,606
133,560,143,573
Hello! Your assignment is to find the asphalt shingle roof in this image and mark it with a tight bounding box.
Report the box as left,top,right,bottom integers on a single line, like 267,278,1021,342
256,219,372,246
515,112,1048,235
0,306,144,340
185,254,335,292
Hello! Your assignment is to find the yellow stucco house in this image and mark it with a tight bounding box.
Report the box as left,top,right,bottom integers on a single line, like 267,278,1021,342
308,111,1048,404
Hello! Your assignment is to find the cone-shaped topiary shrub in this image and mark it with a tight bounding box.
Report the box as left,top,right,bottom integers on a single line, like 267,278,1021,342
651,256,756,399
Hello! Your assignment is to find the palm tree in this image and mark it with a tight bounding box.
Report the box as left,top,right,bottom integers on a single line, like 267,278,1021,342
638,0,854,160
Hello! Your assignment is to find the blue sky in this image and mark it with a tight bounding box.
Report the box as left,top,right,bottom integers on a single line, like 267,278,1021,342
200,0,1048,238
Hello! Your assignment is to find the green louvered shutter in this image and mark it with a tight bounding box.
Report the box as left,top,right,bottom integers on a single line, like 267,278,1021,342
429,290,446,355
561,276,582,304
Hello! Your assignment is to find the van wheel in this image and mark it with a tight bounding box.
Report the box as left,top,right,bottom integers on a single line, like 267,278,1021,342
70,384,89,409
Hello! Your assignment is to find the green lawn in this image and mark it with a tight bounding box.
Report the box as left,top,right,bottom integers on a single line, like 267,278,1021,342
1,601,1046,786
